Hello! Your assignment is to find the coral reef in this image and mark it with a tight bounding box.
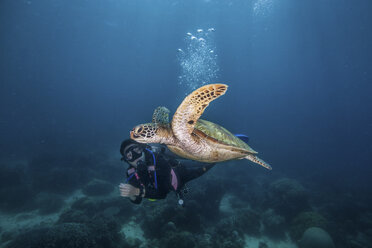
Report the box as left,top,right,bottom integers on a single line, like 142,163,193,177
7,220,125,248
190,178,225,220
299,227,335,248
1,153,371,248
290,211,329,241
347,229,372,248
158,231,196,248
6,191,132,248
59,195,134,224
140,204,187,238
261,208,286,238
7,223,95,248
266,178,310,219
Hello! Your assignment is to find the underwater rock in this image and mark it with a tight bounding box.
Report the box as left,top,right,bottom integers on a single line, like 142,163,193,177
299,227,335,248
82,179,115,196
267,178,309,219
290,211,329,241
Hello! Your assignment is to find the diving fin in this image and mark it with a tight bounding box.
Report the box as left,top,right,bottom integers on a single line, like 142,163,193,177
235,134,250,144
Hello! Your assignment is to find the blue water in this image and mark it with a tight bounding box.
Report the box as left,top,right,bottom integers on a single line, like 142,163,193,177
1,0,371,247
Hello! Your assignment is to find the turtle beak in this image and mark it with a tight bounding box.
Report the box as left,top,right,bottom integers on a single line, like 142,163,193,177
130,128,139,139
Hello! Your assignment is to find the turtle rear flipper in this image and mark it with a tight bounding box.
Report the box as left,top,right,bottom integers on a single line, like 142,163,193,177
172,84,228,141
245,154,272,170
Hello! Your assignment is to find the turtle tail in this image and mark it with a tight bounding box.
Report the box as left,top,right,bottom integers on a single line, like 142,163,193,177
245,154,272,170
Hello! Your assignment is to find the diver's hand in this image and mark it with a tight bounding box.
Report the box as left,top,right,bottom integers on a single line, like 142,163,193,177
119,183,140,197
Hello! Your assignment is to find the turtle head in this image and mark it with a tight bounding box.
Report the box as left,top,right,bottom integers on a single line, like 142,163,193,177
130,123,165,144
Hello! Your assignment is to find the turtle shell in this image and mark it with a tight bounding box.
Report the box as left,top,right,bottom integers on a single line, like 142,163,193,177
193,119,257,154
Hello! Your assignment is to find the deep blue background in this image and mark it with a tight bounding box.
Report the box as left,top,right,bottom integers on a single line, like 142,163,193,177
1,0,371,191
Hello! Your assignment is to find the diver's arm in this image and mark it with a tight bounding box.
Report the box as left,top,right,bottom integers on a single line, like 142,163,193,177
125,183,166,200
143,185,167,199
176,159,216,182
123,171,144,204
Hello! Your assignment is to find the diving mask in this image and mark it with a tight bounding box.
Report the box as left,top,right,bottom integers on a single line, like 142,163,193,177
124,145,143,162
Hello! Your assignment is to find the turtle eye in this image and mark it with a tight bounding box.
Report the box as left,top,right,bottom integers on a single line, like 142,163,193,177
137,127,143,133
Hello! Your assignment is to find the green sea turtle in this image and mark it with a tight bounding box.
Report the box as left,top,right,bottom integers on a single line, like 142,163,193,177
130,84,272,170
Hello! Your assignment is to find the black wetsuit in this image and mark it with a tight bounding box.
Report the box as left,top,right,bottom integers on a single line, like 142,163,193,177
125,149,215,204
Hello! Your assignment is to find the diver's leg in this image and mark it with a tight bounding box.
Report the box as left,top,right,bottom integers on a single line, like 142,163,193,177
179,162,215,184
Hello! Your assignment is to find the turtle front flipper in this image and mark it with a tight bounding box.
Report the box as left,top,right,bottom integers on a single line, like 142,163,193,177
172,84,228,142
152,106,170,125
245,154,272,170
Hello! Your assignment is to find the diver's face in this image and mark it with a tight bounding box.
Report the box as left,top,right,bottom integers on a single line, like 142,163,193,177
123,144,144,166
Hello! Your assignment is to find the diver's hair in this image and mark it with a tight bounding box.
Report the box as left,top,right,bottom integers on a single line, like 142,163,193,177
120,139,145,156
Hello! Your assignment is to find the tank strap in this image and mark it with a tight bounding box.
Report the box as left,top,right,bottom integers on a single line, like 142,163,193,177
145,148,158,189
171,168,178,191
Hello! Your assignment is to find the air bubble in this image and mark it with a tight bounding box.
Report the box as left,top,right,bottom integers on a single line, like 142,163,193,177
253,0,274,16
178,28,219,92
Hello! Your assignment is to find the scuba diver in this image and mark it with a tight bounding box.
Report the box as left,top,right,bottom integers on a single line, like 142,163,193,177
119,139,215,206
